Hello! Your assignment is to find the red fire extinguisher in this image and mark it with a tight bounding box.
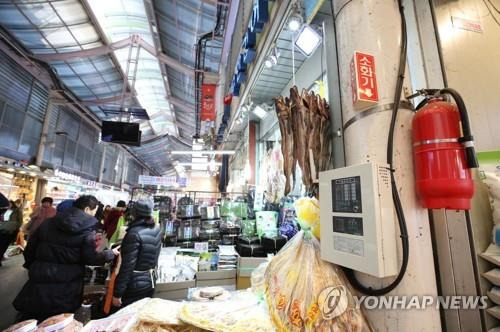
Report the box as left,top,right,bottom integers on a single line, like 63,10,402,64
412,88,478,210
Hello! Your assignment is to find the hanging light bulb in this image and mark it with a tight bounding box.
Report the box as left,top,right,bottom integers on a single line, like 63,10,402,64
288,12,303,31
264,57,274,68
264,47,280,69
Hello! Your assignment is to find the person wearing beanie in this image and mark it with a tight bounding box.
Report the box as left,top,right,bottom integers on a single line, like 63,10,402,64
112,199,162,309
13,195,119,321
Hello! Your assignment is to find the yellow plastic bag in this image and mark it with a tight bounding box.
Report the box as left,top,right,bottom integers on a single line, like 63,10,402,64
295,197,320,239
264,231,372,332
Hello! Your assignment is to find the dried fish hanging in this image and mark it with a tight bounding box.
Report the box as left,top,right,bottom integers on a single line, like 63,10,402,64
275,86,332,196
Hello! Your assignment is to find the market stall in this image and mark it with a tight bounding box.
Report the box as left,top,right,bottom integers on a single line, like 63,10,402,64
44,171,129,206
0,166,38,227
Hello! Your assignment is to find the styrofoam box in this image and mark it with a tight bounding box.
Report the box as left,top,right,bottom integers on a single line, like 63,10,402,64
196,278,236,288
196,270,237,280
155,280,195,301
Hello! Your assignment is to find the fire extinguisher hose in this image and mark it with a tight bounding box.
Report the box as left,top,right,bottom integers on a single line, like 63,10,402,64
438,88,479,169
414,88,479,169
343,0,410,296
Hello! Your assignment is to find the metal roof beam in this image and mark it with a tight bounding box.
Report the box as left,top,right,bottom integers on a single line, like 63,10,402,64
34,36,133,62
0,35,156,175
35,35,196,78
200,0,230,7
78,93,133,106
168,95,194,113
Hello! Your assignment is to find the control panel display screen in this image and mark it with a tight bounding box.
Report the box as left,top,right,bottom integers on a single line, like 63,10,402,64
331,176,362,213
333,216,364,236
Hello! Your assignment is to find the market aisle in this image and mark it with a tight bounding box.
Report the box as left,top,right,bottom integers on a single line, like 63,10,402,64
0,254,28,330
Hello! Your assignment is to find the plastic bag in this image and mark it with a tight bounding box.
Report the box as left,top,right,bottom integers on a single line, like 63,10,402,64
179,291,274,331
251,262,269,295
483,172,500,224
241,219,257,237
264,231,372,331
295,197,320,239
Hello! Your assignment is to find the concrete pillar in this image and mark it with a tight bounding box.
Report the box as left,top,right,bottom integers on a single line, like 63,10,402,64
98,145,107,183
248,121,257,185
35,98,54,166
333,0,441,330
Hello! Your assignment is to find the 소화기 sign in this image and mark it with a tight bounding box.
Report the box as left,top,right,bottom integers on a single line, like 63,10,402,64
201,84,217,121
350,51,379,109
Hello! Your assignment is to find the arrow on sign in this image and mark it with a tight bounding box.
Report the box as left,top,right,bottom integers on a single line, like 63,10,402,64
363,89,373,97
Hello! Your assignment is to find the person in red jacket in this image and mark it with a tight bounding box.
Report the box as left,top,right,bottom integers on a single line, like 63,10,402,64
26,197,56,237
103,201,126,240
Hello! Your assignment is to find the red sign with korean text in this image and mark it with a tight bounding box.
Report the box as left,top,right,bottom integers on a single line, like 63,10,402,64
201,84,217,121
351,52,378,109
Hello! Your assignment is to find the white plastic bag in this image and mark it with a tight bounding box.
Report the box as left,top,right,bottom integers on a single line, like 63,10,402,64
483,172,500,224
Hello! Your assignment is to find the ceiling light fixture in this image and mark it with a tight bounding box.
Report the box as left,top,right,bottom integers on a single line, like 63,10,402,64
288,1,304,32
295,24,322,57
264,57,273,68
264,46,280,69
253,105,268,119
288,13,303,31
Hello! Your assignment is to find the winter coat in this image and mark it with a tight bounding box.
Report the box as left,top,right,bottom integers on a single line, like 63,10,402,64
103,208,124,240
13,207,115,319
113,218,162,299
26,205,56,236
0,207,23,234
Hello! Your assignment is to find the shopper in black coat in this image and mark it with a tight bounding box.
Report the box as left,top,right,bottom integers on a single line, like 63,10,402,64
13,195,118,321
112,199,162,308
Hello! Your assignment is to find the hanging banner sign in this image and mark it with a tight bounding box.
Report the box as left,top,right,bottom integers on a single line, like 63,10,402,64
351,51,379,110
201,84,217,121
138,175,177,186
177,177,188,187
55,169,81,182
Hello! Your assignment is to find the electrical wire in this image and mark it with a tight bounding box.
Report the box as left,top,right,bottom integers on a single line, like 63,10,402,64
343,0,410,296
334,0,355,22
483,0,500,27
487,0,500,14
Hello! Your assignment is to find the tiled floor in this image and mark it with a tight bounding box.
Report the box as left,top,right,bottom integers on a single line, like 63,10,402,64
0,254,28,330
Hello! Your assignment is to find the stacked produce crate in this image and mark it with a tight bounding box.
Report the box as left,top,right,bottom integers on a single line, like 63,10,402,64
199,206,221,251
219,199,246,245
176,197,201,249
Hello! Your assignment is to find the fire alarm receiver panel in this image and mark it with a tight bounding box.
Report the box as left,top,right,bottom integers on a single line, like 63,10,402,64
319,162,397,278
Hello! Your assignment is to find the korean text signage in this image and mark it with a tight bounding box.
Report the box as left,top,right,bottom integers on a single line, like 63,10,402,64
138,175,177,187
350,51,379,109
452,16,483,33
55,169,81,182
201,84,216,121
